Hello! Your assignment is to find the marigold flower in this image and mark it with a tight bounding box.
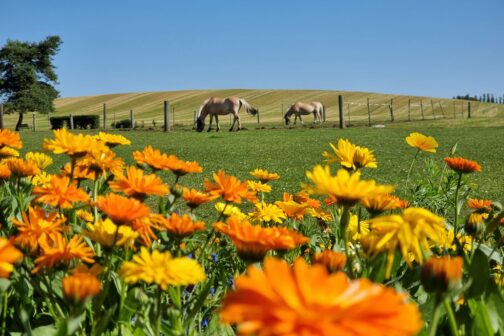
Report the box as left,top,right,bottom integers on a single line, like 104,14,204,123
0,146,19,159
133,146,202,175
214,216,309,261
348,215,370,240
464,212,488,237
84,218,138,248
247,180,272,193
435,229,472,253
32,175,89,209
97,193,150,225
421,256,463,293
182,188,217,209
293,191,321,209
33,235,95,273
76,210,94,223
43,128,103,158
79,148,125,177
444,157,481,174
215,202,249,220
307,208,332,222
323,139,377,170
0,238,23,278
0,129,22,149
131,214,161,247
163,155,203,176
119,247,205,290
31,172,53,186
220,257,422,336
63,272,101,302
204,170,256,203
25,152,53,169
157,213,206,238
132,145,166,170
6,158,40,177
96,132,131,147
109,166,169,199
0,164,11,180
250,168,280,183
275,199,309,221
62,162,96,181
361,193,401,215
249,202,286,224
405,132,438,153
467,198,492,211
305,166,394,207
13,206,66,253
312,250,347,273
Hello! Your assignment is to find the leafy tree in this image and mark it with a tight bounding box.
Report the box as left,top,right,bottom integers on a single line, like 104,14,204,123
0,36,62,130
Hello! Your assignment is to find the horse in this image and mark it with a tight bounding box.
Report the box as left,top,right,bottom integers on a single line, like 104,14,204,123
284,101,325,125
195,97,258,132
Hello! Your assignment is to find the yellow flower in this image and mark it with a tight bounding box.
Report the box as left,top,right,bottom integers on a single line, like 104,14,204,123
6,158,40,177
84,218,138,248
119,247,205,290
43,128,104,158
250,168,280,183
25,152,53,169
347,215,370,240
0,146,19,159
0,238,23,278
275,200,309,221
76,210,94,223
361,193,401,215
96,132,131,147
249,202,286,224
247,180,272,193
405,132,438,153
323,139,377,170
31,172,53,187
215,202,249,220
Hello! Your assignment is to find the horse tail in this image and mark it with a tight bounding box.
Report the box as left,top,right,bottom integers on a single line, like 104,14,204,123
239,99,256,115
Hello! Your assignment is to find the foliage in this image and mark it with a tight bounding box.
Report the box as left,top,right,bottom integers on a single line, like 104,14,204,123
111,119,132,129
49,115,100,130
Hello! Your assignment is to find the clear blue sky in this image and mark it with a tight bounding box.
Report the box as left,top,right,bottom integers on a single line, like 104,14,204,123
1,0,503,99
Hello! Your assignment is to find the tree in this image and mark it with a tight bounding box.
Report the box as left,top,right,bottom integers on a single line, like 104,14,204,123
0,36,62,130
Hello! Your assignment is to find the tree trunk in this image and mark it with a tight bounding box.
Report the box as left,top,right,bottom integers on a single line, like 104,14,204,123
15,113,24,131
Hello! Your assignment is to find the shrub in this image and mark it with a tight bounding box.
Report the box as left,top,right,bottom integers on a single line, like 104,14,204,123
112,119,132,129
49,115,100,129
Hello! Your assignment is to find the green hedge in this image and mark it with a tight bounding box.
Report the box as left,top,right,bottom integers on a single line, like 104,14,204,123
49,115,100,129
111,119,132,128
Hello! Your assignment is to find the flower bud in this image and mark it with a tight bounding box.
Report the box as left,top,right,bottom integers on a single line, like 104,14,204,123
421,256,463,293
464,212,487,237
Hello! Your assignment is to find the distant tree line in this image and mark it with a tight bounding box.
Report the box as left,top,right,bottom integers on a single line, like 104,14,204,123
453,93,504,104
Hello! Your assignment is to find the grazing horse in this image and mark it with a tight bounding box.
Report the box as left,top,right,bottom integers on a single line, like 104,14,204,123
284,101,325,125
196,97,258,132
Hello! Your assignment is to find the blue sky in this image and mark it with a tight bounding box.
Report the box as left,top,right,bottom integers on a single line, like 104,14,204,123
1,0,503,98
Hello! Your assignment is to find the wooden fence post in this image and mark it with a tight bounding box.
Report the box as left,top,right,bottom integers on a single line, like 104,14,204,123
367,98,371,126
322,104,326,122
164,101,170,132
430,100,436,119
130,109,134,128
389,98,394,122
32,113,36,131
420,100,425,120
467,102,471,119
453,101,456,119
438,101,445,118
103,103,107,129
0,104,3,129
408,99,411,121
338,95,345,129
69,114,74,130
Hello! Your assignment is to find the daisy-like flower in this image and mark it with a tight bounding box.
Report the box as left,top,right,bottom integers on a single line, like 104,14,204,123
33,235,95,273
323,139,377,170
119,247,205,290
182,188,217,209
132,145,167,170
31,172,53,187
405,132,438,153
421,256,463,293
0,129,23,149
6,158,40,177
249,202,287,224
163,155,203,176
62,162,96,181
109,166,169,199
133,146,202,175
157,213,206,238
275,199,309,221
464,212,488,236
435,229,472,253
76,210,94,223
97,193,150,225
293,191,321,209
43,128,104,158
312,250,347,273
247,180,272,193
204,170,256,204
444,157,481,174
13,206,66,253
214,216,309,261
304,166,394,207
32,175,89,209
96,132,131,147
131,214,162,247
215,202,249,220
0,164,11,180
250,168,280,183
361,193,401,215
0,238,23,278
366,207,446,278
0,147,19,159
63,272,101,302
347,215,370,241
84,218,138,248
467,198,492,211
79,148,125,178
25,152,53,169
220,257,422,336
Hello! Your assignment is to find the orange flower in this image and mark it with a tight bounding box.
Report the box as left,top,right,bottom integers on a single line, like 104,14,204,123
158,213,206,238
0,146,20,159
214,216,309,261
293,191,321,209
312,250,347,273
43,128,104,158
467,198,492,210
133,146,202,175
33,235,95,273
275,199,309,221
131,214,162,247
6,158,40,177
13,206,66,253
97,193,150,225
0,129,23,149
133,145,167,170
63,162,96,181
361,193,401,215
220,258,422,336
182,188,217,209
250,168,280,183
405,132,438,153
79,148,125,177
63,272,101,302
32,175,89,209
421,256,463,293
0,164,11,180
109,166,169,199
204,170,256,204
444,157,481,174
96,132,131,147
0,238,23,278
163,155,203,176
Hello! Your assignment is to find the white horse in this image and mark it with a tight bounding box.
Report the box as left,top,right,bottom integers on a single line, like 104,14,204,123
284,101,325,125
196,97,258,132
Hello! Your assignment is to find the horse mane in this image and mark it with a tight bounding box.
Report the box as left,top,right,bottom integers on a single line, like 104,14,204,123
197,98,211,119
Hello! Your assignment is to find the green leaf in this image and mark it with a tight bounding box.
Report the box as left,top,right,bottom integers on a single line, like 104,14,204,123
485,280,504,333
55,313,85,336
185,279,214,330
468,299,494,336
478,243,503,264
0,278,11,292
467,248,490,298
31,325,58,336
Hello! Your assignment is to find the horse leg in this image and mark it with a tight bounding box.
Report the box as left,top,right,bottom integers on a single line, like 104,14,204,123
215,115,220,132
236,115,241,131
294,115,297,125
229,115,236,131
207,114,213,132
299,115,304,125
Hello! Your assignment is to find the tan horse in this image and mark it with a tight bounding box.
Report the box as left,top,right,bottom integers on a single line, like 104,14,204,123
284,101,325,125
196,97,258,132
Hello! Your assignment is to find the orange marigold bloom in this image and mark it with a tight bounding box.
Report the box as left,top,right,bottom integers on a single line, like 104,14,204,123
361,193,401,215
467,198,492,210
275,199,309,221
32,175,89,209
132,145,167,170
33,235,95,273
0,238,23,278
133,146,202,175
79,148,125,177
163,155,203,176
204,170,256,204
43,128,104,158
444,157,481,174
0,164,11,180
96,132,131,147
250,168,280,183
0,129,23,149
13,206,66,253
97,193,150,225
182,188,217,209
293,191,321,209
312,250,347,273
220,257,422,336
131,214,162,247
63,162,96,181
405,132,438,153
214,216,309,261
6,158,40,177
421,256,463,293
0,146,19,159
158,213,206,238
63,272,101,302
109,166,169,199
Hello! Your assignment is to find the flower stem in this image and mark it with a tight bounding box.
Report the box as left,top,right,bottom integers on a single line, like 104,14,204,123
405,149,420,190
453,173,463,233
1,290,7,336
428,295,442,336
155,286,163,336
443,297,459,336
340,206,354,278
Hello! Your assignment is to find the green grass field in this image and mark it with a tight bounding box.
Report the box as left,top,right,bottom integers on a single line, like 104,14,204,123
18,125,504,222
